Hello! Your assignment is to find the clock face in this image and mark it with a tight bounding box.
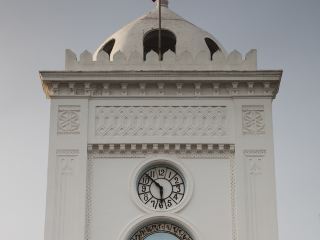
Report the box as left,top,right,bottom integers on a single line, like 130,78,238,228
137,165,185,211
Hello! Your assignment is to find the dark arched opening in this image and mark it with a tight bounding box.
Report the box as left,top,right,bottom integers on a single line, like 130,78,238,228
102,39,116,56
205,38,220,60
143,29,176,60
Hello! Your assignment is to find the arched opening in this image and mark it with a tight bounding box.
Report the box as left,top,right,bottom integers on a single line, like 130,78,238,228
205,38,220,60
143,29,176,60
102,39,116,56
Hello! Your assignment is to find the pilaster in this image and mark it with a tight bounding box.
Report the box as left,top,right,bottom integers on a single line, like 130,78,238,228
234,98,278,240
45,99,88,240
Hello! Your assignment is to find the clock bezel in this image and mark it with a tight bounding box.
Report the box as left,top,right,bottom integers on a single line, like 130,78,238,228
130,157,193,213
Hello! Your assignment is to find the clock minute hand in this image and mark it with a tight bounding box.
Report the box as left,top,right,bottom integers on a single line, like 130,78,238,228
145,174,162,189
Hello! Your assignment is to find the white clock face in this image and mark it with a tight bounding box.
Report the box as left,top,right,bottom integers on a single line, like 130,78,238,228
137,165,185,211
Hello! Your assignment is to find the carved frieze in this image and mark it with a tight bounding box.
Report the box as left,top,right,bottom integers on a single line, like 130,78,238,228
95,106,226,137
57,105,80,135
130,223,193,240
242,105,265,135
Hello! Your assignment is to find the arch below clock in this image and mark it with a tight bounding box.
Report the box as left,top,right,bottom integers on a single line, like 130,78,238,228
120,215,200,240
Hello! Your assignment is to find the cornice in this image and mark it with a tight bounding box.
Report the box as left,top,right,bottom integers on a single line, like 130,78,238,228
40,70,282,99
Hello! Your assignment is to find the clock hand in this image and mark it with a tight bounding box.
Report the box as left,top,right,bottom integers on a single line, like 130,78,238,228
145,174,162,189
160,186,164,203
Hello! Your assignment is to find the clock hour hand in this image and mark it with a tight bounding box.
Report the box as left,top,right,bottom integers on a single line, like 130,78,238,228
160,186,164,203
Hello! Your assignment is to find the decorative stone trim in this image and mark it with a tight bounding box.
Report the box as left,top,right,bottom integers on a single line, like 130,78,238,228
56,149,80,156
87,144,235,159
242,105,265,135
57,105,80,135
40,71,282,99
130,222,193,240
95,106,226,137
244,150,266,240
88,143,234,153
244,149,266,175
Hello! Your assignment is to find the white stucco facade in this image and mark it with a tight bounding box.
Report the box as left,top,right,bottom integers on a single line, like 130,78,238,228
40,2,282,240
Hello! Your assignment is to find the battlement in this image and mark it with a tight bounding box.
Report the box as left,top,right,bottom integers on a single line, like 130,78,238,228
65,49,257,71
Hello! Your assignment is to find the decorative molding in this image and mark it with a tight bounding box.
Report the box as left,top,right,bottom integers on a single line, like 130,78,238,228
56,149,80,156
130,223,193,240
244,150,266,176
244,150,266,240
85,156,93,240
230,156,237,240
95,106,226,137
242,105,265,135
65,49,257,71
40,71,282,99
57,105,80,135
87,144,235,159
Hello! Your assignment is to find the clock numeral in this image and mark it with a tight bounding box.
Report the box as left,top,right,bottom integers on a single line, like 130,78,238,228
165,169,176,180
170,175,182,185
166,199,173,208
158,200,164,209
140,176,150,185
148,170,157,179
138,184,150,194
172,184,185,194
170,193,183,204
157,167,166,178
150,198,157,208
140,192,152,203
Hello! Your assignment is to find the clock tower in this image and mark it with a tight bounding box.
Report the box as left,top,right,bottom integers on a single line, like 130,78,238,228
40,2,282,240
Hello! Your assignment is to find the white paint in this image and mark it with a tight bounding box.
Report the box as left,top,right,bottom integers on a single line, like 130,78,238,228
41,3,282,240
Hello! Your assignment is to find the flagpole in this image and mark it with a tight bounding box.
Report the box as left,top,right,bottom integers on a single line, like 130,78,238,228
158,0,162,61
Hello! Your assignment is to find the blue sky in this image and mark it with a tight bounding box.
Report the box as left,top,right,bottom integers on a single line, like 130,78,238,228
0,0,319,240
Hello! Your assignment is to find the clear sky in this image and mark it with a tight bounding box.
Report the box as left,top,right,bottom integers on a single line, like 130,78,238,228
0,0,319,240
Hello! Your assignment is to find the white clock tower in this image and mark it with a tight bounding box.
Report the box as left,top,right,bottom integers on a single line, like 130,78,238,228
40,2,282,240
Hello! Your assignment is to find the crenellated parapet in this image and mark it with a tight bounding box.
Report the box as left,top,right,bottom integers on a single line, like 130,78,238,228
65,49,257,71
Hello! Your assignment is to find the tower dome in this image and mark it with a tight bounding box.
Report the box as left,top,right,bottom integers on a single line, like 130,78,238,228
94,2,226,61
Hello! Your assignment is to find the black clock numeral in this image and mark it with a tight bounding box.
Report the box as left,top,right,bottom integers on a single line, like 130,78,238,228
166,199,173,208
148,170,156,179
140,192,152,203
174,176,180,184
174,184,181,193
157,167,166,178
140,176,150,185
170,193,183,204
158,200,164,209
170,175,182,185
138,184,150,194
165,169,176,180
150,198,157,208
173,193,178,200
